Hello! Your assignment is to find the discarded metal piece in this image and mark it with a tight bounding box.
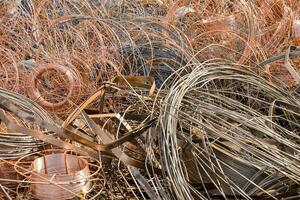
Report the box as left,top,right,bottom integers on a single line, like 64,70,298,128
30,153,91,200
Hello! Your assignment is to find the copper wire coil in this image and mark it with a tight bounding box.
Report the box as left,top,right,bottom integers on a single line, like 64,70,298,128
30,153,91,200
14,150,102,199
28,64,82,112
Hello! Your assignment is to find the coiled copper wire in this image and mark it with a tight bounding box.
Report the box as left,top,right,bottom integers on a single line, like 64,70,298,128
27,64,82,112
30,153,91,200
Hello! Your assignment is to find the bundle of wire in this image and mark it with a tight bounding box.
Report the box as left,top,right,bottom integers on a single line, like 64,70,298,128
145,61,300,199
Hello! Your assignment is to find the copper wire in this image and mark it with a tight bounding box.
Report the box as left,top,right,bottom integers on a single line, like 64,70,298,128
30,153,91,200
1,0,300,199
28,64,81,111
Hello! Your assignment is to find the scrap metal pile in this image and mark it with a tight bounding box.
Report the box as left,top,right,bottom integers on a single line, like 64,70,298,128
1,0,300,199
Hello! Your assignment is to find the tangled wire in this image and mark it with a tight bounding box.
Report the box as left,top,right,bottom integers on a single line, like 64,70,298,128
1,0,300,200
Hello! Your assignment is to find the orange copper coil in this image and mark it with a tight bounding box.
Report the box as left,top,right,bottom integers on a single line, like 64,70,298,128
30,153,91,200
292,20,300,46
27,64,82,113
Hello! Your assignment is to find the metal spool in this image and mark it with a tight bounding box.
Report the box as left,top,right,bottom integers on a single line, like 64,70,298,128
30,153,91,200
